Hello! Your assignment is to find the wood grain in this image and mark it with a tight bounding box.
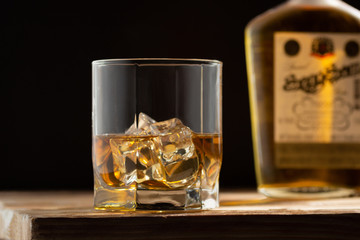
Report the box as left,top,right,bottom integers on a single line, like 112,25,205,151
0,191,359,240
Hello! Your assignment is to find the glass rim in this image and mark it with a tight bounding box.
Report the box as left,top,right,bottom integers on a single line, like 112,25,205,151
92,58,222,66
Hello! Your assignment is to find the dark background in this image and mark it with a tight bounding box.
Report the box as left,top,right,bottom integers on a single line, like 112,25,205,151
2,0,360,190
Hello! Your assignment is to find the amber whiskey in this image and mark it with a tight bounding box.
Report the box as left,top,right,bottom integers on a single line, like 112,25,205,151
246,0,360,198
93,133,222,208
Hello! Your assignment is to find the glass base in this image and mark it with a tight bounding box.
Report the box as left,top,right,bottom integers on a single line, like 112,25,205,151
94,186,136,211
94,182,219,210
259,186,356,199
136,188,201,210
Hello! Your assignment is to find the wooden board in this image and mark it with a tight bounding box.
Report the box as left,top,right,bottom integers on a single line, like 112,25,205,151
0,190,359,240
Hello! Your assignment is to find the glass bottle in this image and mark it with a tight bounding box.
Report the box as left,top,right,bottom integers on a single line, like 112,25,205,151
245,0,360,198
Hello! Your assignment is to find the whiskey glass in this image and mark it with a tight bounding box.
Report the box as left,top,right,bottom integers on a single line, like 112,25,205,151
92,58,222,210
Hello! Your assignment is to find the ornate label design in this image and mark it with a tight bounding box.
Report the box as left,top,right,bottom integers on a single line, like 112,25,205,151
311,37,334,58
283,63,360,93
274,32,360,143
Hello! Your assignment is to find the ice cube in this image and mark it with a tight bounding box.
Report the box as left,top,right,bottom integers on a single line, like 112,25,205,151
125,115,140,135
136,136,167,189
125,113,156,136
119,113,200,189
152,118,196,161
109,137,137,186
150,118,200,188
138,112,156,133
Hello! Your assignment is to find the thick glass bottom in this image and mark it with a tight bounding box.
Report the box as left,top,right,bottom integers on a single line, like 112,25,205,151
259,183,356,199
94,182,219,210
136,188,201,210
94,187,137,211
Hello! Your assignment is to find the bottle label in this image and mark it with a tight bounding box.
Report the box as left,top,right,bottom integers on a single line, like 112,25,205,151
274,32,360,168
